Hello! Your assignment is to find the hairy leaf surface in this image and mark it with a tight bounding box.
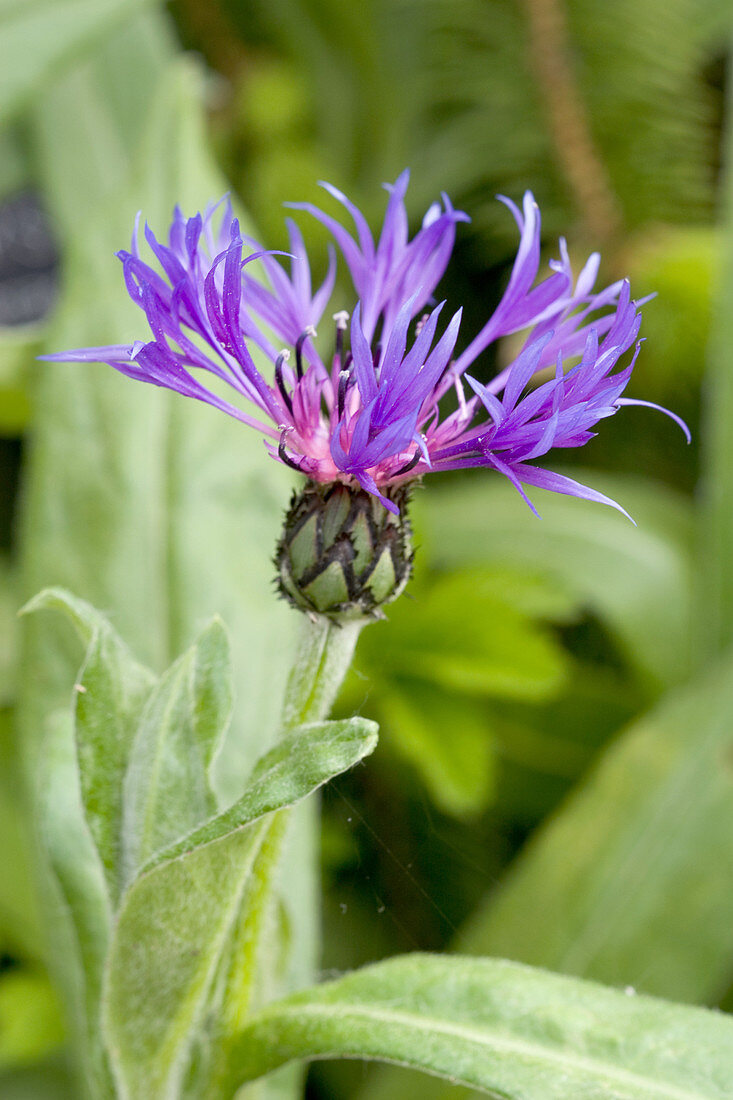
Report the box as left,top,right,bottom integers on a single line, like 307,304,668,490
230,954,733,1100
121,619,232,879
24,588,154,897
103,717,378,1099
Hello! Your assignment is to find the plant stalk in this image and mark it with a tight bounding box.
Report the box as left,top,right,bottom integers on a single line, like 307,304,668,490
281,616,364,729
209,614,365,1100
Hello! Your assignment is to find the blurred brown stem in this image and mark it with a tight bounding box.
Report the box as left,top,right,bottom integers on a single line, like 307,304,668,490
521,0,623,245
170,0,246,81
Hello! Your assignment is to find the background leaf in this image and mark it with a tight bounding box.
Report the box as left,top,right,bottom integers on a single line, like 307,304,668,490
0,327,37,435
0,1060,76,1100
0,705,44,962
358,647,733,1100
698,57,733,659
0,970,64,1072
19,23,293,803
362,569,568,700
377,685,495,818
415,472,695,693
455,652,733,1004
0,0,155,127
225,0,723,253
341,565,575,817
16,24,302,1096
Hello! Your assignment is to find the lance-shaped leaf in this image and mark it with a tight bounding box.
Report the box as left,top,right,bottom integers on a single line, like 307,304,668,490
36,709,115,1097
121,618,232,881
227,954,733,1100
102,717,378,1100
22,588,155,898
142,717,378,872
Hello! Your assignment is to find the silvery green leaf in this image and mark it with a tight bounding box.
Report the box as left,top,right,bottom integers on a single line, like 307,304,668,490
36,709,114,1098
23,588,155,899
19,43,298,1100
228,954,733,1100
22,46,292,814
121,618,232,881
142,717,378,873
102,717,378,1100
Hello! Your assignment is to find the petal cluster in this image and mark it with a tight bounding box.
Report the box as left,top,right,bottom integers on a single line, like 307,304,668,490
46,174,687,516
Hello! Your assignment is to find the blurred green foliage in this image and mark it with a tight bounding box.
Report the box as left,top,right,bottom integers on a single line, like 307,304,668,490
340,565,576,816
2,0,733,1096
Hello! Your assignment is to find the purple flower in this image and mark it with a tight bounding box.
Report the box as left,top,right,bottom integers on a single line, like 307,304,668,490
45,174,687,516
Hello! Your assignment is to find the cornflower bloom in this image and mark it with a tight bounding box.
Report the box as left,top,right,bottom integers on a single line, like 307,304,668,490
46,173,687,525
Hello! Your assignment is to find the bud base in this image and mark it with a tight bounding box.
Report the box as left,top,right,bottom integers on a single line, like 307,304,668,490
275,481,414,619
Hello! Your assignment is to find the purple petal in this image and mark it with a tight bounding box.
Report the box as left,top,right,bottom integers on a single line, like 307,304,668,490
615,397,691,442
512,464,635,522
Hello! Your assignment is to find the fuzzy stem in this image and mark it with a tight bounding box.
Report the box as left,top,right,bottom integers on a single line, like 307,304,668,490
208,614,365,1100
281,616,364,729
273,617,366,996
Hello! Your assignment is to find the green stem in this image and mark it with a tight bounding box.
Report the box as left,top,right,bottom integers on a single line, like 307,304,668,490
281,616,364,729
209,614,365,1100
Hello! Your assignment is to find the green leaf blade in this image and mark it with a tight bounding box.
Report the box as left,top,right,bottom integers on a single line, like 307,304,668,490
361,569,569,702
145,716,378,871
104,820,270,1100
18,44,302,1100
121,618,232,878
36,710,115,1098
103,717,378,1098
230,954,733,1100
379,685,494,817
0,969,64,1073
23,588,155,897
